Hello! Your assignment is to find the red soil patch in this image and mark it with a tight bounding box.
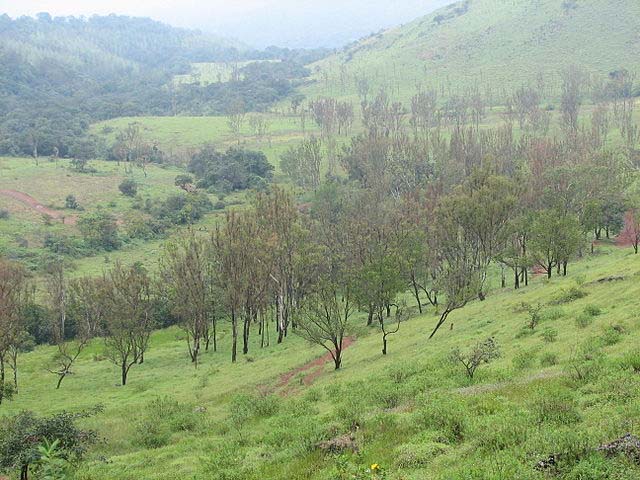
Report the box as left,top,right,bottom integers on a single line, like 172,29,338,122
0,189,77,225
277,337,356,392
616,211,637,248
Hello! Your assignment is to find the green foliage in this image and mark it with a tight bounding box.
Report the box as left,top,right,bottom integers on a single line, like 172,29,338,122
541,327,559,343
134,396,199,449
551,286,588,305
539,352,559,367
0,408,100,479
64,195,79,210
188,146,273,193
77,210,121,251
151,192,212,225
34,439,73,480
118,179,138,197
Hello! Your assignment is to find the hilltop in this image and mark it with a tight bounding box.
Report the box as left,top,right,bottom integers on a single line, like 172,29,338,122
304,0,640,101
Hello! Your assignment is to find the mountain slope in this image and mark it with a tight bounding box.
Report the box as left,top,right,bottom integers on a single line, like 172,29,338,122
304,0,640,100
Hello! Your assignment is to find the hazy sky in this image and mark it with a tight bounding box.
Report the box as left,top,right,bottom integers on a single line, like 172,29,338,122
0,0,451,47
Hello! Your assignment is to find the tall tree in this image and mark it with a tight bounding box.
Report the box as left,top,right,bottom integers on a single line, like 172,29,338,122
103,263,154,386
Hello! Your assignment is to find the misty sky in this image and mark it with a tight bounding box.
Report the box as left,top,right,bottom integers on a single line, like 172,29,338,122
0,0,452,48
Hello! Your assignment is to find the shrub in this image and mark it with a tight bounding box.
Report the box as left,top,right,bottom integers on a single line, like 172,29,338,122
65,195,79,210
541,327,558,343
0,208,9,219
119,178,138,197
621,352,640,373
133,396,198,449
450,337,501,380
530,388,581,425
513,350,536,370
540,352,558,367
551,286,587,305
583,304,602,317
600,325,624,346
526,303,543,330
575,313,594,329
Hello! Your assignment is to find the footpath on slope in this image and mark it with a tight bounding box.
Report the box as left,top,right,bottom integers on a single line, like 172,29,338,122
275,337,356,395
0,189,77,224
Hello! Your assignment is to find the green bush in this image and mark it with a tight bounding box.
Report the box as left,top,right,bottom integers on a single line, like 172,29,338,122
600,325,624,346
530,388,581,426
539,352,558,367
551,286,587,305
0,208,9,219
583,304,602,317
541,327,558,343
118,178,138,197
133,396,198,448
621,351,640,373
575,313,594,329
513,349,536,370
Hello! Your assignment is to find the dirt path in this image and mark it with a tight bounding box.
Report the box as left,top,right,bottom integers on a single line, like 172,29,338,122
0,189,77,224
277,337,356,393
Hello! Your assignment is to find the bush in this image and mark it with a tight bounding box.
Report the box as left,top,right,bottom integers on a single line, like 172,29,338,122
621,352,640,373
119,178,138,197
133,396,198,449
583,304,602,317
513,349,536,370
530,388,581,425
540,352,558,367
65,195,79,210
152,193,212,225
0,208,9,219
575,313,594,329
551,286,587,305
450,337,501,380
541,327,558,343
600,325,624,346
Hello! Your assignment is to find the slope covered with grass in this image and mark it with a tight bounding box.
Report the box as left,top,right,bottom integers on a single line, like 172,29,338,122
3,243,639,479
305,0,640,101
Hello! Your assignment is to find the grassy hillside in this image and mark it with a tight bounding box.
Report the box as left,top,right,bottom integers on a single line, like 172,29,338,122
304,0,640,102
2,243,639,479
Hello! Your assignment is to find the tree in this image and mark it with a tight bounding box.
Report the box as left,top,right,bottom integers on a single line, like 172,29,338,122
530,210,583,278
78,210,120,251
280,136,323,190
103,263,154,385
621,209,640,254
297,276,355,370
0,258,30,404
160,231,216,366
0,408,100,480
450,337,500,380
174,174,194,192
227,99,247,139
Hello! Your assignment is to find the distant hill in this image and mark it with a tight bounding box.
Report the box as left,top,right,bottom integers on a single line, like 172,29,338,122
0,14,324,158
304,0,640,101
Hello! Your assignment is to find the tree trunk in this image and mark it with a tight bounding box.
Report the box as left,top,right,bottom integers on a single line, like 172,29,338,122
411,278,423,314
121,362,128,386
56,374,65,390
514,267,520,289
21,464,29,480
231,309,238,363
242,315,250,355
563,261,567,276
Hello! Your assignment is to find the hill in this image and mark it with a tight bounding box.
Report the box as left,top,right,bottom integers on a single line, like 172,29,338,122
2,243,640,479
304,0,640,102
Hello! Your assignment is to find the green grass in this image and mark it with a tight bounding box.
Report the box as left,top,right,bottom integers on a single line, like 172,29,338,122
91,114,319,165
302,0,640,103
2,244,640,479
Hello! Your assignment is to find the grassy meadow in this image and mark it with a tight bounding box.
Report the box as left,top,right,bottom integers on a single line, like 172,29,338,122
2,243,639,479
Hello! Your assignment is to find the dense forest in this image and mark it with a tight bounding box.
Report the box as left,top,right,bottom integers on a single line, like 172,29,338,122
0,14,328,158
